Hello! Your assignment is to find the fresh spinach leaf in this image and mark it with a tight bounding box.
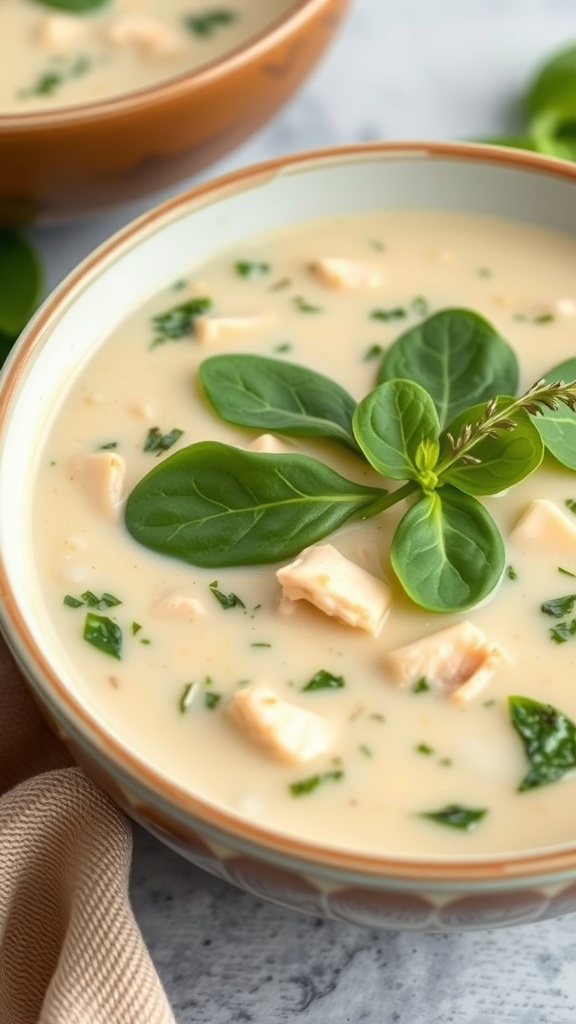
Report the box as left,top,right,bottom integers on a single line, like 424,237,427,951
526,45,576,118
420,803,488,831
0,230,42,339
377,309,519,428
530,358,576,469
390,486,505,612
509,695,576,790
353,379,440,482
125,442,386,568
199,354,360,452
30,0,108,10
549,620,576,644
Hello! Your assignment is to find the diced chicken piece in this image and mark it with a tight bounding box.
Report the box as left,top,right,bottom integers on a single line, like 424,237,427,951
153,593,206,622
276,543,392,635
553,298,576,317
310,258,383,290
127,399,155,421
382,621,504,704
194,312,273,344
227,685,332,763
247,433,292,454
37,14,85,48
70,452,126,521
510,498,576,550
105,15,187,56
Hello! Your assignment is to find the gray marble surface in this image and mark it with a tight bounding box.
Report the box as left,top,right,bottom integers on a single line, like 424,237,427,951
31,0,576,1019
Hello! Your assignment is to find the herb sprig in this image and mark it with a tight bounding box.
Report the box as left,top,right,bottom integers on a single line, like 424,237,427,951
125,307,576,614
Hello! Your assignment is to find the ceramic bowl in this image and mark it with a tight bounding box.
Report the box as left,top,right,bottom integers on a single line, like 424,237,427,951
4,141,576,931
0,0,347,225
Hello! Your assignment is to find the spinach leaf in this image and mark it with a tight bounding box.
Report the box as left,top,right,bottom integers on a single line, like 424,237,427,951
441,399,543,495
530,358,576,469
509,695,576,790
377,309,519,428
541,594,576,618
83,613,122,659
143,427,183,455
0,230,42,339
125,441,386,568
30,0,108,9
526,45,576,117
420,803,488,831
352,379,440,482
199,354,359,452
390,486,505,612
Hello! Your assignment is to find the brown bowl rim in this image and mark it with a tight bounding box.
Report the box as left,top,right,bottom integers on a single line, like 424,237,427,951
4,139,576,886
0,0,338,130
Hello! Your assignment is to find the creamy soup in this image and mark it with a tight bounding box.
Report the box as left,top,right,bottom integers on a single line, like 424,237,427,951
0,0,295,112
32,209,576,858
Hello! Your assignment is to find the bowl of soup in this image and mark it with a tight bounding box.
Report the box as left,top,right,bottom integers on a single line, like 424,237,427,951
4,140,576,931
0,0,347,224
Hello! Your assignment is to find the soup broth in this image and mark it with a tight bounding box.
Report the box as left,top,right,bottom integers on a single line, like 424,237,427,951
32,208,576,857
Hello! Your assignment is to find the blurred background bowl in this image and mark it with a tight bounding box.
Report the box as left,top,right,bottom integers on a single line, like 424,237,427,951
0,0,348,226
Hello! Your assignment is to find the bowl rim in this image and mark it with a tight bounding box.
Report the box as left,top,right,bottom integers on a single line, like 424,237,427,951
0,0,339,130
5,138,576,886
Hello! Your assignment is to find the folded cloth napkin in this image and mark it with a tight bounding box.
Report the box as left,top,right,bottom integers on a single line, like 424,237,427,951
0,637,176,1024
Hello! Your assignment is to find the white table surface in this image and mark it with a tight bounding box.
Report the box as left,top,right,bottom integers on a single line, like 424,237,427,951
30,0,576,1019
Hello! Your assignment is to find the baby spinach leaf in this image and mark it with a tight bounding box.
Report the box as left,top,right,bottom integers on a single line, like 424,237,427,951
352,379,440,482
509,695,576,790
199,354,360,452
526,45,576,117
125,442,386,568
0,230,42,338
390,485,505,612
31,0,109,10
441,400,544,495
419,803,488,831
530,358,576,469
377,309,519,428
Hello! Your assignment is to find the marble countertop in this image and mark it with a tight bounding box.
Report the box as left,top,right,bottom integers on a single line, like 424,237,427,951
30,0,576,1019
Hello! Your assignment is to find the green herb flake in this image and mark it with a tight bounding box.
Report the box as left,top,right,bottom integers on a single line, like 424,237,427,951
420,803,488,831
250,642,271,648
151,297,211,346
535,313,555,324
368,712,386,722
364,344,384,362
99,441,118,451
235,260,270,278
565,499,576,515
204,691,222,710
289,770,344,797
506,564,518,580
416,742,434,756
412,677,430,694
293,296,322,314
541,593,576,618
172,279,187,291
369,239,386,252
550,619,576,644
209,581,245,610
83,613,122,660
179,681,198,713
184,8,236,36
301,669,345,692
359,744,373,757
411,296,429,317
269,277,292,292
559,566,576,577
63,594,83,608
477,267,493,279
143,426,184,455
438,757,453,767
81,590,122,610
274,342,293,353
371,306,407,322
131,622,142,635
509,694,576,790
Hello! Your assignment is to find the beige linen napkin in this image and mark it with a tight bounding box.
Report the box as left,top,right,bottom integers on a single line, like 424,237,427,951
0,637,176,1024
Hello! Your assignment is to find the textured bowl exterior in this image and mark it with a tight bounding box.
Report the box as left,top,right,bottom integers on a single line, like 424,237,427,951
0,0,347,224
4,142,576,930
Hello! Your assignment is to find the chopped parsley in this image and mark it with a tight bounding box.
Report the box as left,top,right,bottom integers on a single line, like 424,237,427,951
477,266,492,278
151,296,211,346
65,590,122,611
371,306,407,322
415,743,434,756
420,803,488,831
235,260,270,278
63,595,83,608
293,296,322,313
550,619,576,644
289,770,344,797
411,295,429,317
364,343,384,362
184,8,237,36
20,56,91,99
368,712,386,722
369,238,386,252
273,341,293,353
83,613,122,660
179,681,198,713
209,581,245,610
559,566,576,577
143,426,184,455
412,677,430,694
565,499,576,515
506,564,518,580
131,622,142,635
204,691,222,710
541,593,576,618
301,669,345,692
98,441,118,451
358,744,373,757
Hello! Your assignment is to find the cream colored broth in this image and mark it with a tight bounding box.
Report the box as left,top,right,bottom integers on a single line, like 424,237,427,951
32,209,576,857
0,0,294,112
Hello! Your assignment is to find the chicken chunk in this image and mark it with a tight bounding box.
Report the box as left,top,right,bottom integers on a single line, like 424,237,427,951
227,685,332,763
382,620,504,704
510,498,576,551
194,312,273,344
276,544,392,635
38,14,85,49
310,258,383,290
69,452,126,521
153,593,206,622
105,15,187,56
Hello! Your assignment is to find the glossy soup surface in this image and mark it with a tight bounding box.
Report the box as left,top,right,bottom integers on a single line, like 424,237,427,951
32,208,576,857
0,0,295,112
